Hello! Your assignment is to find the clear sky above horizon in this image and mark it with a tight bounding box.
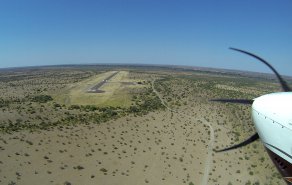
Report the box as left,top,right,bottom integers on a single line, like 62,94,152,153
1,0,292,75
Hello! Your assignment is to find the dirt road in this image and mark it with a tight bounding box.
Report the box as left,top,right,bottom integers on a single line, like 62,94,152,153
151,79,214,185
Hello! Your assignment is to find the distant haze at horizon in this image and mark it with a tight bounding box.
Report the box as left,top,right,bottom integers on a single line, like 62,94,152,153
3,63,292,80
1,0,292,75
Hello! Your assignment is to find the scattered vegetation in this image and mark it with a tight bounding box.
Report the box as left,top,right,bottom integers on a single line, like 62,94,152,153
0,67,165,133
30,95,53,103
0,65,286,185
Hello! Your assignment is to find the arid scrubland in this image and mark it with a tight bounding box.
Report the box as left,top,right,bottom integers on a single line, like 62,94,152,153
0,65,286,185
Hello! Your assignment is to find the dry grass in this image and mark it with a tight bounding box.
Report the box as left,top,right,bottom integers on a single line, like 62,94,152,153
55,71,145,107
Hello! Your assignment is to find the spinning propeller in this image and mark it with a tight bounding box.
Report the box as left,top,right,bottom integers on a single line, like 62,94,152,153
212,47,291,152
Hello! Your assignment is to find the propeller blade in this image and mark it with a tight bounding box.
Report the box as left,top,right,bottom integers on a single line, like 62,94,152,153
215,133,259,152
230,47,291,92
210,99,253,105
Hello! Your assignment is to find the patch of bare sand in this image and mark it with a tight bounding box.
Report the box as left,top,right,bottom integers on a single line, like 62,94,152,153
0,94,285,185
0,110,210,185
215,84,261,95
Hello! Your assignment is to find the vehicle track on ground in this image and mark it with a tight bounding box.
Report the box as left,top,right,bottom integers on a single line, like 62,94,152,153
151,79,214,185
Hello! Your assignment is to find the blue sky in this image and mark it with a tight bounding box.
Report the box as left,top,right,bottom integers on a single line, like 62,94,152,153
0,0,292,75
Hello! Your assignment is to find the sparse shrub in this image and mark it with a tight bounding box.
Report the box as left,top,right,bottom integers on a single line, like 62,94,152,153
64,181,72,185
69,105,80,110
76,165,84,170
30,95,53,103
100,168,107,173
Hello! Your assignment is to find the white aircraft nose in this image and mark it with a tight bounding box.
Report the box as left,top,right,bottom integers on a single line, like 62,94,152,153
252,92,292,164
252,92,292,129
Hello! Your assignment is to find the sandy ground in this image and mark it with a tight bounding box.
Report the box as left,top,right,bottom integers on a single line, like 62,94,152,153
0,71,285,185
0,105,284,185
0,109,211,185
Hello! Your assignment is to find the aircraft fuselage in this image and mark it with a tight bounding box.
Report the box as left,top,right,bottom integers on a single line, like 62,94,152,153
252,92,292,184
